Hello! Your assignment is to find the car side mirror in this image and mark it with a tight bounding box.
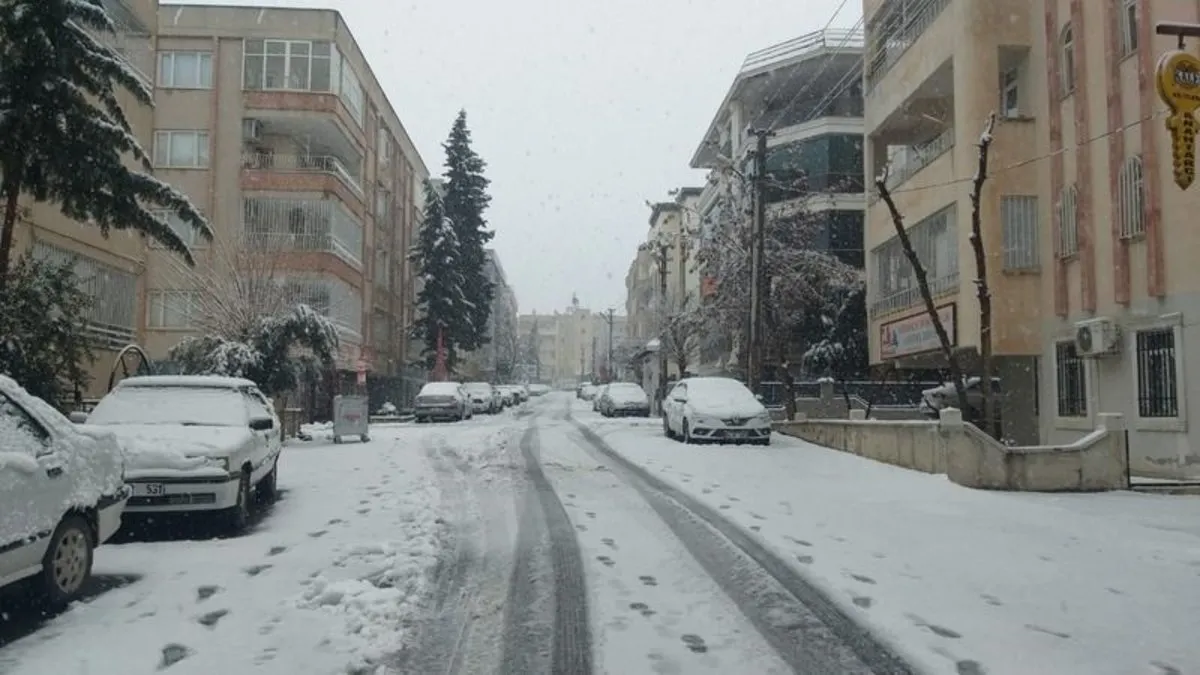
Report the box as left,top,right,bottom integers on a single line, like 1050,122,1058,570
673,396,687,403
68,411,88,424
755,394,764,402
249,417,274,431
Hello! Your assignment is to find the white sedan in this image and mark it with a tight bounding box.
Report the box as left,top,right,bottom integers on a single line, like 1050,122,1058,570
80,375,282,533
661,377,772,446
0,375,131,607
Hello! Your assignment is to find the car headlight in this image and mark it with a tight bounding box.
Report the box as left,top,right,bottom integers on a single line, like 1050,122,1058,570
213,457,231,471
756,413,772,424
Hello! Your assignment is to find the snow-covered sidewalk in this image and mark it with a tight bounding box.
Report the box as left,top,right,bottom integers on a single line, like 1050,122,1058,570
0,421,496,675
573,406,1200,675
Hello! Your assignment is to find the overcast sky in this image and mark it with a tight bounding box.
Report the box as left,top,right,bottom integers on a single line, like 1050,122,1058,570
186,0,858,315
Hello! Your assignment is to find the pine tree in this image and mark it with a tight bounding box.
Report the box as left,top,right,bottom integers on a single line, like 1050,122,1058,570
0,0,211,289
410,180,472,369
441,110,495,351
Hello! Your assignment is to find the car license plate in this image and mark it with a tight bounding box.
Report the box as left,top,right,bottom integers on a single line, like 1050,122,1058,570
730,430,749,438
137,483,165,496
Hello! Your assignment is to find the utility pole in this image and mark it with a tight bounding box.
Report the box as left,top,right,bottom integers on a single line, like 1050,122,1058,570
591,335,598,381
747,127,772,395
600,308,616,382
656,242,670,413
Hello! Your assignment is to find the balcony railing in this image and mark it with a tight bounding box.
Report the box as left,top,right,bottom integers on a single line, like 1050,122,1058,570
883,126,955,191
741,27,865,74
242,152,363,195
866,0,951,90
869,272,959,317
244,231,362,269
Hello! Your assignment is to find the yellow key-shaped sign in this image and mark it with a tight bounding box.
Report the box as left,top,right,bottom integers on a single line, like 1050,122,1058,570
1157,50,1200,189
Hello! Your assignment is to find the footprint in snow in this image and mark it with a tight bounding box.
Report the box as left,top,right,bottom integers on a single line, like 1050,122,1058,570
308,530,328,538
196,585,221,602
159,643,192,669
327,518,344,525
357,508,370,515
585,512,596,519
601,538,618,549
638,575,658,587
197,609,228,628
267,546,287,556
629,602,656,617
576,524,588,532
852,596,873,609
750,525,761,532
244,564,272,577
796,555,814,564
848,573,876,585
680,634,708,653
597,556,615,567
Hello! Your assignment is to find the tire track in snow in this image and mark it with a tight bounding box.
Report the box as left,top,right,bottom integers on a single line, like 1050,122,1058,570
501,417,593,675
565,411,915,675
388,430,519,675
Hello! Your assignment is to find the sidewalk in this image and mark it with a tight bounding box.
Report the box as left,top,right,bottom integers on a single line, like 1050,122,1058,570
574,409,1200,675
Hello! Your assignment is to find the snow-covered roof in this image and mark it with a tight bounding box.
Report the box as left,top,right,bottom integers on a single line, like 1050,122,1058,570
116,375,259,390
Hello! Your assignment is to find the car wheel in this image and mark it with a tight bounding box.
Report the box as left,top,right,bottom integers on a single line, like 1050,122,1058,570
257,460,279,501
226,472,253,532
37,515,94,608
663,415,675,439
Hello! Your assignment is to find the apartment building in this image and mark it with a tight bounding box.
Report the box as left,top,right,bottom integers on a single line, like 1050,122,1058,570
460,249,519,381
5,0,157,399
692,28,867,270
517,299,627,386
145,4,428,381
863,0,1042,443
1027,0,1198,479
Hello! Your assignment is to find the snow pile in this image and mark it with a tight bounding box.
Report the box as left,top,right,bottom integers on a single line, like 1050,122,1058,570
587,421,1200,675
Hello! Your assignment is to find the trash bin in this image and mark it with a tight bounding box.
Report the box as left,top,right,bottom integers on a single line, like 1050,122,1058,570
332,394,369,444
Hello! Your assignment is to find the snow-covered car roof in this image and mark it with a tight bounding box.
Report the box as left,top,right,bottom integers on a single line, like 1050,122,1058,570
116,375,259,390
0,374,73,435
419,382,461,394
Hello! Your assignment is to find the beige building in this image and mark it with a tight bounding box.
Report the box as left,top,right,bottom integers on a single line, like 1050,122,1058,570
863,0,1042,443
1027,0,1198,478
518,299,626,386
6,0,158,400
145,4,428,379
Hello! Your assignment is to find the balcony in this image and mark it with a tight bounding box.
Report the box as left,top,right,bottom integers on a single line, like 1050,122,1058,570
243,197,365,271
242,152,362,196
883,125,955,191
866,0,952,91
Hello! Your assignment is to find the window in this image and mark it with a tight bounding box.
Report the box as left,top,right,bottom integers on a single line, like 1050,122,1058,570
1119,0,1138,56
374,248,390,287
154,130,210,168
870,204,958,315
1000,67,1020,117
1118,156,1145,238
147,290,199,329
282,276,363,337
31,242,137,348
158,51,213,89
1060,24,1076,96
1054,341,1087,417
339,65,365,126
1056,185,1079,258
1001,195,1039,270
243,39,334,92
374,189,391,220
0,393,50,452
1135,327,1178,418
149,210,204,248
377,128,392,164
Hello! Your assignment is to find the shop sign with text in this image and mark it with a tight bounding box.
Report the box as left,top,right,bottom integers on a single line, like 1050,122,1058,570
879,304,956,360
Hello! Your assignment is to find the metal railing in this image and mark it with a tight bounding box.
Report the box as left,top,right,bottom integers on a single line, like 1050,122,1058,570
740,27,865,74
869,272,959,317
242,152,363,195
884,126,955,191
866,0,951,89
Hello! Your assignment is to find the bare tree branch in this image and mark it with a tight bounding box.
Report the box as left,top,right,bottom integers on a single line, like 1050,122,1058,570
969,112,998,436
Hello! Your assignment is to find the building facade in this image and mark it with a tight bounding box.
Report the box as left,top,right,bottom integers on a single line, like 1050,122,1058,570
863,0,1041,443
6,0,157,400
460,249,519,381
517,299,626,386
146,4,427,381
1029,0,1198,478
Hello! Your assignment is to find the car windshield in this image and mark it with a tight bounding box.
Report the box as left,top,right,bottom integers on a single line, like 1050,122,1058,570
687,379,759,406
86,386,247,427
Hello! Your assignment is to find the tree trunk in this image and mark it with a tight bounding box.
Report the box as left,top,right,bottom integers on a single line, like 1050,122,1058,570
969,114,998,438
876,178,970,415
0,177,22,289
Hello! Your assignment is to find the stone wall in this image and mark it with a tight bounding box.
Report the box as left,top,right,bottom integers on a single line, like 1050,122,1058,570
776,408,1129,492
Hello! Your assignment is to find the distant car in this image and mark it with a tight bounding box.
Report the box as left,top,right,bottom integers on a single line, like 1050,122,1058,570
81,375,283,532
527,384,551,397
496,386,517,407
414,382,472,422
662,377,771,445
579,384,597,401
0,375,131,607
600,382,651,417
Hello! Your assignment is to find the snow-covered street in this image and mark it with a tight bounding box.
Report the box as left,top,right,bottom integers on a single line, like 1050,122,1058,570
3,391,1197,675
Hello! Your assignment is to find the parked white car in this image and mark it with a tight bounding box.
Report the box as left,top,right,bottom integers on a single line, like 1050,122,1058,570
0,375,131,606
662,377,772,445
413,382,472,422
463,382,499,414
599,382,651,417
80,375,282,532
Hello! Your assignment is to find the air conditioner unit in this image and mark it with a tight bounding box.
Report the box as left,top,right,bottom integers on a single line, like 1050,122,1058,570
242,118,263,142
1074,317,1121,357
